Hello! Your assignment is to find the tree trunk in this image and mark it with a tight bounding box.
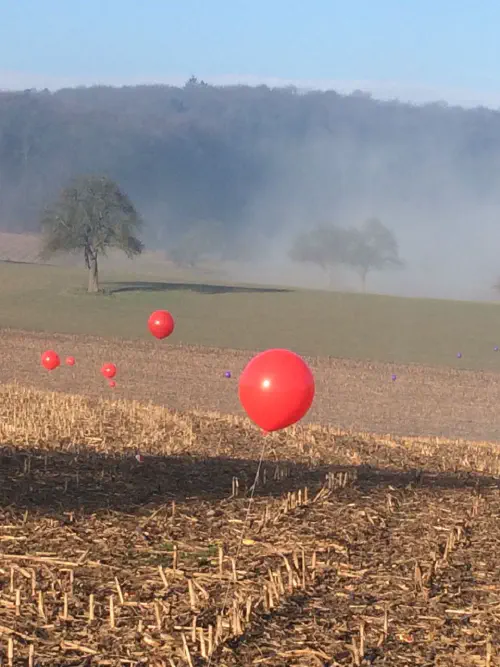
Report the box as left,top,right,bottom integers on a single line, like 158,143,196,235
88,253,99,293
360,269,368,292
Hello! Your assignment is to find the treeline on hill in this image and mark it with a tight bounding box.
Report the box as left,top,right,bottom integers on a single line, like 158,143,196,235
2,78,500,270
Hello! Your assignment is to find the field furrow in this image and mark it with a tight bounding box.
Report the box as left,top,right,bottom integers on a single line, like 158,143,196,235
213,485,499,666
0,451,358,663
1,386,500,665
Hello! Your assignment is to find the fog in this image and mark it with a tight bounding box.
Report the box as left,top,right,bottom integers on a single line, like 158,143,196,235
222,129,500,302
2,83,500,303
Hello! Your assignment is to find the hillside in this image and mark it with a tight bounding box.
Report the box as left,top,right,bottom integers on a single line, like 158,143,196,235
2,83,500,296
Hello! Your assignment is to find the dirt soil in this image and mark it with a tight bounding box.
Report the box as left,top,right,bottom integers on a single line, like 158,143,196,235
2,329,500,442
0,385,499,665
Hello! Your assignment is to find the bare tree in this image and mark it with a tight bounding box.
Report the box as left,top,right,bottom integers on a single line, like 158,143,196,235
289,226,352,287
289,218,404,291
40,175,143,292
347,218,404,291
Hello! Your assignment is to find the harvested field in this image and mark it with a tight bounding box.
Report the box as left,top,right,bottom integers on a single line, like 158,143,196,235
1,329,500,441
2,271,500,663
1,386,500,665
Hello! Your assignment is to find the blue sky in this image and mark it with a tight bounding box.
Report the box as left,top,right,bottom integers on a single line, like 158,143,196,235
1,0,500,106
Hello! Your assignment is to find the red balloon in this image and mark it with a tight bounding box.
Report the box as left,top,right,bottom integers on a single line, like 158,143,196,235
238,349,315,432
101,363,117,379
41,350,60,371
65,356,75,366
108,380,116,388
148,310,175,339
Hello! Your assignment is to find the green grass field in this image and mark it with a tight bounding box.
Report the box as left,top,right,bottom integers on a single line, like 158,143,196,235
2,260,500,370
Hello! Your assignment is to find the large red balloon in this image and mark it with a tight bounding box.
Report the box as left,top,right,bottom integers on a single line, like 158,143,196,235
148,310,175,339
41,350,60,371
101,362,117,379
238,349,315,432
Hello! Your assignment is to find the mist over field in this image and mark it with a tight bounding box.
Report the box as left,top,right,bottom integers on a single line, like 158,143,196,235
1,82,500,300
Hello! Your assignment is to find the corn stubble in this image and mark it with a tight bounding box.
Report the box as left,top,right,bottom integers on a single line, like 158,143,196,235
0,385,499,665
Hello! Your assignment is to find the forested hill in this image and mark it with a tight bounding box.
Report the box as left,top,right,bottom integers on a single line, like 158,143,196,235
2,80,500,269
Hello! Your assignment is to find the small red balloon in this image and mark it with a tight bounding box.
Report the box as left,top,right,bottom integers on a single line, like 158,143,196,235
41,350,60,371
65,356,75,366
101,363,117,379
108,380,116,388
148,310,175,339
238,349,315,432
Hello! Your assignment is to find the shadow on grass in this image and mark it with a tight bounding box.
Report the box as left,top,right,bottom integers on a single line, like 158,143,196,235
0,446,497,515
104,280,292,295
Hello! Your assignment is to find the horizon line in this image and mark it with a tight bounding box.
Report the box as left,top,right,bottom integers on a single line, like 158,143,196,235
0,70,499,111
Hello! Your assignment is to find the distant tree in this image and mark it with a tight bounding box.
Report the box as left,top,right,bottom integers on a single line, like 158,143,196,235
289,226,352,287
346,218,404,291
290,219,403,291
39,175,143,292
185,75,208,87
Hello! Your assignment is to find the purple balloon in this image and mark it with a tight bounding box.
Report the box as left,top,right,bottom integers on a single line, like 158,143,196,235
224,371,231,379
495,347,499,352
456,352,462,358
391,374,397,381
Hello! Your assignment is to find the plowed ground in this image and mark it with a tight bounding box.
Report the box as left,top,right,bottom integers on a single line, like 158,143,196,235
0,385,499,665
2,329,500,441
